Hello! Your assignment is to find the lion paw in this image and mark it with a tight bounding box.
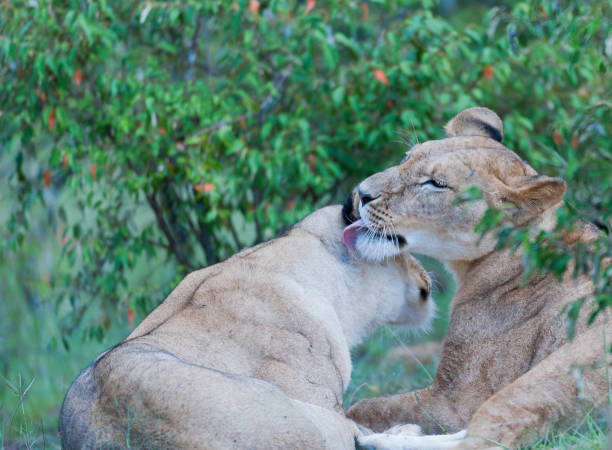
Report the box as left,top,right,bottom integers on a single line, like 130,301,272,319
384,424,423,436
358,429,466,450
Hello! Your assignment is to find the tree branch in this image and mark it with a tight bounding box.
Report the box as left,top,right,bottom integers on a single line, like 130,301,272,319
185,11,205,81
186,205,217,266
228,217,242,251
145,192,191,267
252,188,264,243
194,65,294,137
197,220,217,265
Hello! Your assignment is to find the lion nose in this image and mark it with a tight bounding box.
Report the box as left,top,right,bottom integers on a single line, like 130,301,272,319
358,187,378,205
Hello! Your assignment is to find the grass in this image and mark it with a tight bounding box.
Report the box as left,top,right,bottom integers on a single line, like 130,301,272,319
0,313,126,449
525,412,609,449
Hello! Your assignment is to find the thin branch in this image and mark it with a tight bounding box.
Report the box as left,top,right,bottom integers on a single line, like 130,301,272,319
124,157,191,267
252,188,264,243
258,65,293,118
197,220,217,266
185,11,205,81
145,192,191,267
228,218,242,251
195,203,218,265
195,65,294,137
15,271,38,312
252,213,263,244
195,61,220,76
186,206,217,266
204,14,212,79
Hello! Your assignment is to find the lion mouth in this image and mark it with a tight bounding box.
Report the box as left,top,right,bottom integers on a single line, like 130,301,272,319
342,219,406,252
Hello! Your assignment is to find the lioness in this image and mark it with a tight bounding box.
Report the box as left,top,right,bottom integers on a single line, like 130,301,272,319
60,205,454,449
344,108,610,449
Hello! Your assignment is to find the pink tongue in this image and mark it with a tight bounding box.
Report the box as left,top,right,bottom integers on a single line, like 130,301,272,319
342,219,367,251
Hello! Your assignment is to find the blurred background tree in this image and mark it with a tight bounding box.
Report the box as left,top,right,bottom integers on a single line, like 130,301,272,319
1,0,610,446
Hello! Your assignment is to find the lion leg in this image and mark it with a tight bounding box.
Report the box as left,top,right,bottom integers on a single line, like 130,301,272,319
347,387,449,433
79,347,357,449
457,323,611,450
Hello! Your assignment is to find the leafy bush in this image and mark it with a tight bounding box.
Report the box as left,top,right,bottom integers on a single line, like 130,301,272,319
1,0,610,342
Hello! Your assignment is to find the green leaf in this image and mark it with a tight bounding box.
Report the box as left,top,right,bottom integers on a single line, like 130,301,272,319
332,86,345,107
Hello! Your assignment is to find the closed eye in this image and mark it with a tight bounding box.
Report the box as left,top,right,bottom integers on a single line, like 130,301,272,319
421,179,449,189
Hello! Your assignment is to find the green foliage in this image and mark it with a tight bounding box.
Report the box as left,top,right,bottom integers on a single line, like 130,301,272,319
2,0,611,339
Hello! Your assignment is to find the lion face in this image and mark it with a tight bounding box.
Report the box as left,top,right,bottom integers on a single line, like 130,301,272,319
390,252,434,328
343,107,566,263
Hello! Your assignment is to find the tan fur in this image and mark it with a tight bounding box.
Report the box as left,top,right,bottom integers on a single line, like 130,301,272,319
58,205,436,449
345,108,610,449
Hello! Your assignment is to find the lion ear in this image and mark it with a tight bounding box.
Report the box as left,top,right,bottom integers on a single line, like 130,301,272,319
502,176,566,223
342,188,360,225
445,107,503,143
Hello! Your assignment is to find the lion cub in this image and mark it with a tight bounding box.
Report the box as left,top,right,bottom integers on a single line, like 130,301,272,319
345,107,610,449
59,205,447,449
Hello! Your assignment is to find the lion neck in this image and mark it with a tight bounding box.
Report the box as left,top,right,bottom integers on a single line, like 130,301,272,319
445,208,558,290
294,231,408,349
289,207,412,349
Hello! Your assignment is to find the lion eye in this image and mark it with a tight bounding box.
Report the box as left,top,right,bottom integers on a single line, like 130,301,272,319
421,179,448,189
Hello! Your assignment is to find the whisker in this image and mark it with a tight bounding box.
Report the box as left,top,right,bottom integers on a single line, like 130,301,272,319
395,130,416,148
410,119,420,145
383,222,389,262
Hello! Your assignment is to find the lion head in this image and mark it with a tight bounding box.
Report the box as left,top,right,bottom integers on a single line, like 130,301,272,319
343,107,566,263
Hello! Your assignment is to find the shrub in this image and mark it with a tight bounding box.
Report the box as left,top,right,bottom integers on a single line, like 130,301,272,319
1,0,610,340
